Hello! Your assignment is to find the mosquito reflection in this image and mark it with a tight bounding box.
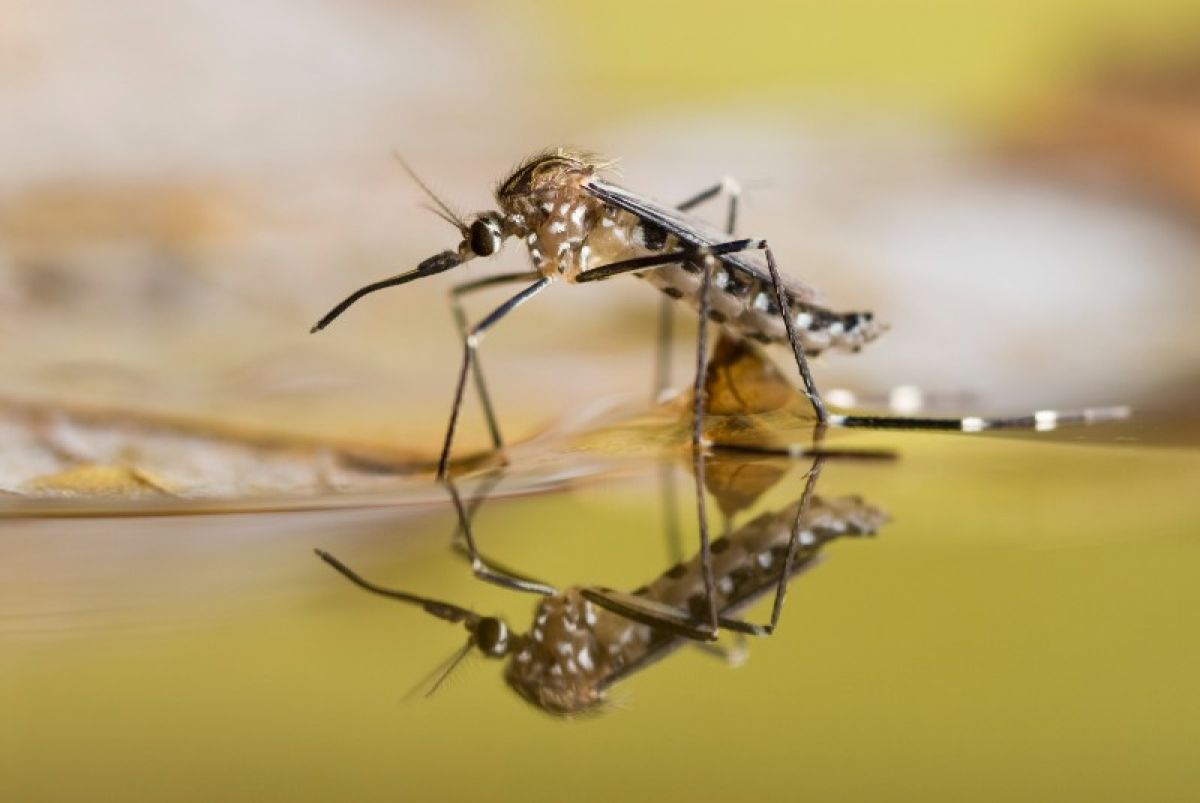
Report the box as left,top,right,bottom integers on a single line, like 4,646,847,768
316,451,888,716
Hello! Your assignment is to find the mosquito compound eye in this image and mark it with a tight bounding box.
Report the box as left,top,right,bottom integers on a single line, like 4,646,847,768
469,219,500,257
475,617,509,656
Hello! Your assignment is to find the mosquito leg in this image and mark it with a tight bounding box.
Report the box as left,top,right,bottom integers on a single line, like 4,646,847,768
449,271,541,454
653,296,674,402
692,253,720,636
444,467,555,592
655,178,742,401
714,454,827,637
442,475,557,596
575,239,764,284
438,277,551,480
658,457,684,564
445,466,506,548
578,238,827,431
762,244,829,426
678,178,741,233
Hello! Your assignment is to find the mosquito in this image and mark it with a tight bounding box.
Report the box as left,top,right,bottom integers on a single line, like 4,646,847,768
314,454,888,716
312,147,1128,471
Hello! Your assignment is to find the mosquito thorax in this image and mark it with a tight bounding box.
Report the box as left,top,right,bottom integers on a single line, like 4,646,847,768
474,616,510,657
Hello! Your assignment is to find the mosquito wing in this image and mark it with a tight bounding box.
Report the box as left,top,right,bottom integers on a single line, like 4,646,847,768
582,177,820,304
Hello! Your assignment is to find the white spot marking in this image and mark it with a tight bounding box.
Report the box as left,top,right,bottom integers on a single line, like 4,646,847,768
794,312,812,329
548,221,567,234
798,530,816,546
752,292,771,312
570,205,586,226
577,647,594,672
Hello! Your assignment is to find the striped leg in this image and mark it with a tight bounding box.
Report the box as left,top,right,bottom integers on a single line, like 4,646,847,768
438,278,551,480
448,271,541,457
655,178,742,400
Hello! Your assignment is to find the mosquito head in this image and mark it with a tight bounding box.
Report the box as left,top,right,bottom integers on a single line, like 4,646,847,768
461,211,506,259
471,615,513,657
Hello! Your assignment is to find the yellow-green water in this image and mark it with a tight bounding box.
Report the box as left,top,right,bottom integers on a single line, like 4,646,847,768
3,424,1198,802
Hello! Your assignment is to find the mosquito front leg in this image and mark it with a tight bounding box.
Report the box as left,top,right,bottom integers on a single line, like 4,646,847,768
438,277,551,480
655,178,743,400
449,271,541,455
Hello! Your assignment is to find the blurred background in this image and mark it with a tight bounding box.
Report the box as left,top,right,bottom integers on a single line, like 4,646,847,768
3,3,1200,802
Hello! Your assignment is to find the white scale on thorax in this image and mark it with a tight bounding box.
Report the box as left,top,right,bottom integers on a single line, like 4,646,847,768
525,198,599,280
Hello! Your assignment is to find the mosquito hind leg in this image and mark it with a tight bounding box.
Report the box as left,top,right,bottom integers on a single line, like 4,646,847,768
438,277,550,480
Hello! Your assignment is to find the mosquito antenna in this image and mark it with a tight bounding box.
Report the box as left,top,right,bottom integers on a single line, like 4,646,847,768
424,638,475,699
392,149,466,233
422,202,468,233
401,637,476,702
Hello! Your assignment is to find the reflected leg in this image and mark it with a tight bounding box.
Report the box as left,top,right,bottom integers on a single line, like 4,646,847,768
442,475,557,597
